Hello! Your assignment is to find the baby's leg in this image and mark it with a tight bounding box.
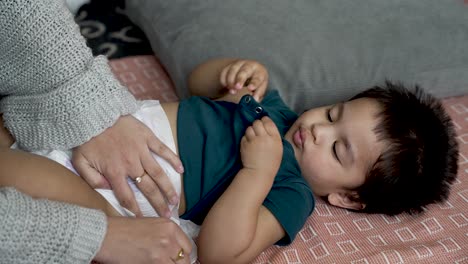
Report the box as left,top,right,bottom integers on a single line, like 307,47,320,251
0,148,120,216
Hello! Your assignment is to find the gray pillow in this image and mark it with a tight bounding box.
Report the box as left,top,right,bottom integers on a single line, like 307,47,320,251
125,0,468,112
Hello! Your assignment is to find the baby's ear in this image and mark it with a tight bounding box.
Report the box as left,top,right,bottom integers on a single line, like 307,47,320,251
327,192,366,211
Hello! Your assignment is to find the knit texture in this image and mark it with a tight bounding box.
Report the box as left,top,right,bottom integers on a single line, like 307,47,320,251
0,187,107,264
0,0,139,151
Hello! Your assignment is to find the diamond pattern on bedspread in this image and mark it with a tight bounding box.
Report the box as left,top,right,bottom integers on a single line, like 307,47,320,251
109,55,468,264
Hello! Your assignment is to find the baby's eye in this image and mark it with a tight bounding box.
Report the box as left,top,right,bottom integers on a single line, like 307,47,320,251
327,108,333,122
332,141,340,163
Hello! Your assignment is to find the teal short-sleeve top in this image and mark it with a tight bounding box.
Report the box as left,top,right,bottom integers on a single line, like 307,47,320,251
177,90,315,245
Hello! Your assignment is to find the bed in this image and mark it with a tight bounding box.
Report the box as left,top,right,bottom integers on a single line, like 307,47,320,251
77,1,468,263
107,55,468,264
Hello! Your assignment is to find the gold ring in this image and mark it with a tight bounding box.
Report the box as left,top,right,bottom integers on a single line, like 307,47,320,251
174,248,185,261
134,171,147,184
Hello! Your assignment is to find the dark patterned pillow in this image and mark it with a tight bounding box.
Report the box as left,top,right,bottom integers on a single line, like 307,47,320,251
75,0,152,59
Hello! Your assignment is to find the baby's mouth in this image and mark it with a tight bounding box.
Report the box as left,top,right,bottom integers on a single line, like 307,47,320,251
293,127,305,148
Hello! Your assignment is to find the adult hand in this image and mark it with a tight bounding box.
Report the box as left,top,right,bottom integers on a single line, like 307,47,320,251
95,216,192,264
72,115,184,217
220,59,269,101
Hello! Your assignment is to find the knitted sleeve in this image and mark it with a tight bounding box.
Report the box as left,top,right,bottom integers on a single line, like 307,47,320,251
0,187,107,264
0,0,139,151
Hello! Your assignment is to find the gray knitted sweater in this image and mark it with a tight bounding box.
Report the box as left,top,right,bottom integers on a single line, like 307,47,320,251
0,0,140,262
0,0,138,151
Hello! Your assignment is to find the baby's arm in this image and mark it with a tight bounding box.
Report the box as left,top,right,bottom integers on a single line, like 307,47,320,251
197,117,285,264
188,58,269,102
0,148,117,216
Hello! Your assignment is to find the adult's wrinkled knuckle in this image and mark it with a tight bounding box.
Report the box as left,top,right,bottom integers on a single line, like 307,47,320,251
149,254,162,263
145,184,159,198
150,166,164,178
161,145,172,156
164,221,178,233
121,154,134,167
105,166,121,178
154,142,167,154
159,236,171,248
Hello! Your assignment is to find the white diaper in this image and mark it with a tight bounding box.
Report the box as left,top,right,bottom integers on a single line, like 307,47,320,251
13,100,199,263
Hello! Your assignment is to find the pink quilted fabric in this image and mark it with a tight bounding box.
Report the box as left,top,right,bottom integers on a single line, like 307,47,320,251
110,55,468,264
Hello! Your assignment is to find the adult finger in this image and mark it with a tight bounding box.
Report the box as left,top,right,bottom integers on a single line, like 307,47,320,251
111,171,142,216
143,161,179,207
141,151,177,208
173,225,193,264
72,153,111,189
134,169,171,218
147,134,184,174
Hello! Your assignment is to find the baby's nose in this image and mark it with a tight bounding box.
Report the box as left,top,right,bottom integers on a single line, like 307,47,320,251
311,123,332,144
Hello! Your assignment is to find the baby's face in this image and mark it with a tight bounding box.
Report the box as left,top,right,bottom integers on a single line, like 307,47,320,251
285,98,385,207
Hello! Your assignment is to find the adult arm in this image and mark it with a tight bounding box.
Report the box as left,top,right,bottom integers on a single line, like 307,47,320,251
0,187,106,264
0,0,182,216
0,0,137,151
0,188,192,264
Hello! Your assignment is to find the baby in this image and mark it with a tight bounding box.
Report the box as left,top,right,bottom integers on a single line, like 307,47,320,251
0,58,458,264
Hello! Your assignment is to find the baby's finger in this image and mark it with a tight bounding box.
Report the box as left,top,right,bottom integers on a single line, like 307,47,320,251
220,66,229,88
252,80,268,101
252,119,267,136
262,116,280,137
234,64,256,90
249,75,265,89
241,136,248,145
244,77,252,87
226,61,245,89
245,126,256,139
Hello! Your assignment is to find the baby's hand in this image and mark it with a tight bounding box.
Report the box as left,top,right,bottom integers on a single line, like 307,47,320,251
220,59,269,101
240,117,283,179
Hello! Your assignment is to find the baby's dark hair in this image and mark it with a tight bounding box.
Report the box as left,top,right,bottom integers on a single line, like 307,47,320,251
350,81,459,215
